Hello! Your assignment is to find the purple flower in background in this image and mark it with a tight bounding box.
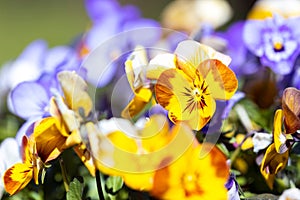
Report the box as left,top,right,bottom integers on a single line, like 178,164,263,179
82,0,161,87
243,15,300,75
194,22,260,77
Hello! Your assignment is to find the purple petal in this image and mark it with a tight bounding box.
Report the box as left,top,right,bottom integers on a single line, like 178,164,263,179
120,5,141,21
15,118,39,145
85,0,120,22
243,20,265,56
18,39,48,63
123,19,161,47
9,82,49,119
286,16,300,40
44,46,79,73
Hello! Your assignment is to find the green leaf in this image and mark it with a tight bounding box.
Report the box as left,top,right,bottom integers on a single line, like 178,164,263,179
66,177,84,200
105,176,124,195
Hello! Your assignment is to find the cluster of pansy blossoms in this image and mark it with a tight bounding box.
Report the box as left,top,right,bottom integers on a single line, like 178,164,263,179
3,0,300,200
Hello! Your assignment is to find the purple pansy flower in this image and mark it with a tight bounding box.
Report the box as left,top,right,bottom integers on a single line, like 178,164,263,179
82,0,161,87
225,174,240,200
243,14,300,75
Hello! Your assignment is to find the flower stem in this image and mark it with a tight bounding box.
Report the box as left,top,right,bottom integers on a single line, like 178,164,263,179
59,157,70,192
96,170,105,200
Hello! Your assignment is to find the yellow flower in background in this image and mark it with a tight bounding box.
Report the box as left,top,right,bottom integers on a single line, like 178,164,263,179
86,114,229,199
147,40,238,130
150,143,229,200
121,46,153,119
87,114,196,191
248,0,300,19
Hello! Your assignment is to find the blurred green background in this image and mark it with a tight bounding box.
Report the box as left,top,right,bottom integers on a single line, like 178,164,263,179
0,0,255,65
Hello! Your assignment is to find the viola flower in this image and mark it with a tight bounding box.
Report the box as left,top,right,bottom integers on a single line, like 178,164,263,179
87,114,196,191
243,14,300,75
248,0,300,20
81,0,160,87
260,87,300,189
147,40,238,130
121,46,153,119
150,143,229,199
3,135,55,195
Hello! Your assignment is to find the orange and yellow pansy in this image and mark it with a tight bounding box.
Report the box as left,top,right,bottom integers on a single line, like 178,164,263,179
4,134,52,195
150,143,229,200
147,40,238,130
87,114,229,199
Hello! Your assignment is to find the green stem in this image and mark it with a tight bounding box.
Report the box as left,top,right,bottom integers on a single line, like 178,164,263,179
59,158,70,192
96,170,105,200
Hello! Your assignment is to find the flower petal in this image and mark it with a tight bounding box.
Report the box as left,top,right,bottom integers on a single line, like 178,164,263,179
9,82,49,119
147,53,177,80
175,40,232,68
282,87,300,134
198,59,238,100
57,71,92,116
3,163,33,195
273,109,289,154
260,143,289,189
155,69,216,130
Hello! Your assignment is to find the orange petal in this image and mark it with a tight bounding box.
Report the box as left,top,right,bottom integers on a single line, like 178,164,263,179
155,69,215,130
197,59,238,100
282,87,300,134
4,163,33,195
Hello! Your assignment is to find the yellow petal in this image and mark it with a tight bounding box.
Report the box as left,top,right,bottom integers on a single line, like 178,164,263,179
57,71,92,116
273,109,288,154
197,59,238,100
4,163,33,195
147,53,177,80
125,46,148,91
121,87,152,119
175,40,232,68
33,117,69,162
155,69,215,130
260,143,289,189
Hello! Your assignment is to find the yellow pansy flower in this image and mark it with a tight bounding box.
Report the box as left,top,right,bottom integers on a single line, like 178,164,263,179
87,114,195,191
150,143,229,200
121,46,153,119
147,40,238,130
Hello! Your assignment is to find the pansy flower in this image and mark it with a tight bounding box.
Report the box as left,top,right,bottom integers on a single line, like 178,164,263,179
260,87,300,189
86,114,229,199
81,0,160,88
243,14,300,75
150,143,229,199
147,40,238,130
121,46,153,119
3,134,57,195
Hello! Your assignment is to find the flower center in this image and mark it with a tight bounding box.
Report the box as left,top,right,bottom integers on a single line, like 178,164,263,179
273,42,284,52
182,172,203,196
